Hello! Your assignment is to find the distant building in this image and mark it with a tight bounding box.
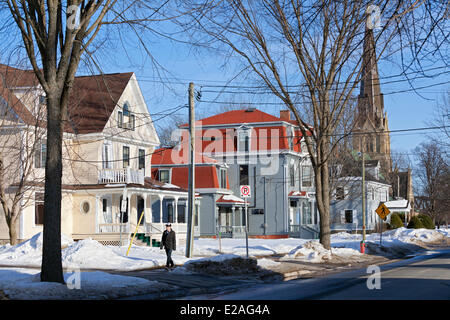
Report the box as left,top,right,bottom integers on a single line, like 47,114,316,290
175,108,320,239
351,27,415,214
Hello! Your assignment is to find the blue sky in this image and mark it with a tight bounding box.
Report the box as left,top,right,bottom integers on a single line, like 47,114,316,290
95,36,448,156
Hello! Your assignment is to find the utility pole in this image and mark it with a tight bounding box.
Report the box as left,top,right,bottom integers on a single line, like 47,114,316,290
186,82,195,258
361,151,366,253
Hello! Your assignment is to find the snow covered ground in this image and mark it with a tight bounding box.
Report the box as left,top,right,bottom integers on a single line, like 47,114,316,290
0,228,447,270
0,227,447,299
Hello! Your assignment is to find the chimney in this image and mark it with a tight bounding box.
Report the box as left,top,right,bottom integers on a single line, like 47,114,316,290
280,110,290,121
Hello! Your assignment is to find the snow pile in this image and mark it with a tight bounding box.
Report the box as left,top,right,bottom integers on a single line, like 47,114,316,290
189,238,309,257
0,233,73,267
0,268,171,300
0,233,188,271
282,240,362,263
371,227,446,244
436,228,449,238
257,258,281,268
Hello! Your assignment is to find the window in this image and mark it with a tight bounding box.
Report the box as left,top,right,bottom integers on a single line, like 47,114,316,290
118,111,123,128
290,164,295,187
336,187,345,200
219,168,227,189
121,102,135,130
239,165,249,185
376,135,381,153
35,193,44,225
34,141,46,168
288,127,295,150
302,202,311,225
119,196,128,223
238,128,250,152
159,169,170,183
137,197,145,226
345,210,353,223
252,209,264,215
138,149,145,170
301,165,312,187
123,146,130,168
131,114,135,131
167,203,174,223
177,203,186,223
39,95,46,105
102,143,112,169
81,201,90,214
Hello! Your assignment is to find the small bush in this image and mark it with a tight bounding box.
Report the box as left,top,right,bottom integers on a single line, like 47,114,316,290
407,216,424,229
389,213,404,229
418,214,434,229
397,213,405,223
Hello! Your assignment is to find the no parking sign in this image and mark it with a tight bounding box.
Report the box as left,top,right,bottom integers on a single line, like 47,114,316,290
240,185,251,198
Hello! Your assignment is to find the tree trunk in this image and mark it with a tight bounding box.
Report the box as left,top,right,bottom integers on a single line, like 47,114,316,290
315,160,332,250
40,95,64,284
9,216,18,246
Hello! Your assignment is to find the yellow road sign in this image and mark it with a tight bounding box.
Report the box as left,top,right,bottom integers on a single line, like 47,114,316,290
375,203,390,220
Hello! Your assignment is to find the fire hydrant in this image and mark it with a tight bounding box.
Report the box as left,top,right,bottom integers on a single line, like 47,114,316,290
360,241,365,254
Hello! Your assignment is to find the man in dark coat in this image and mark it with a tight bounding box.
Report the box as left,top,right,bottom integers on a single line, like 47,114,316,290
160,223,176,268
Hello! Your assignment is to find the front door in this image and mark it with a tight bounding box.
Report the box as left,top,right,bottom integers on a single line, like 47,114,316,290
137,196,145,232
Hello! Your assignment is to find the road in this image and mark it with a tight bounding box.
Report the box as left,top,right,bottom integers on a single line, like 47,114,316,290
181,249,450,300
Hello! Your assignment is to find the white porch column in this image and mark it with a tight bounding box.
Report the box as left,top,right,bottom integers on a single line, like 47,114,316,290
145,194,152,224
95,195,101,233
159,195,164,226
174,196,179,224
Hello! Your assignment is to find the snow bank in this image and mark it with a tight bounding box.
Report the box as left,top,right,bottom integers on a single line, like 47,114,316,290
0,233,188,271
257,258,281,268
282,240,362,263
0,268,170,300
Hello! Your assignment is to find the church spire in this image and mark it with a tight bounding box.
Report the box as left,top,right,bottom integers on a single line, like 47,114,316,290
359,27,384,127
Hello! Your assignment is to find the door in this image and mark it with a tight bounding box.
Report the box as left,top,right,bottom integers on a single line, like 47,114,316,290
102,196,112,233
137,196,145,232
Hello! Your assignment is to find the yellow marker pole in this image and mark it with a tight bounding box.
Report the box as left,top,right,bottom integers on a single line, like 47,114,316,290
126,211,146,256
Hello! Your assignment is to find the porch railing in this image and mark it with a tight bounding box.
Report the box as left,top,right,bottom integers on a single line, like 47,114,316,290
98,223,129,234
98,168,144,185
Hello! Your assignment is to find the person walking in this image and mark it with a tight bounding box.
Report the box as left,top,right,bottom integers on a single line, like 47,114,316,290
160,223,176,269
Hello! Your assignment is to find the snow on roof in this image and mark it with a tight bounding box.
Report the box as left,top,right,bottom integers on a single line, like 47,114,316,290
216,194,245,203
385,199,410,210
162,183,181,189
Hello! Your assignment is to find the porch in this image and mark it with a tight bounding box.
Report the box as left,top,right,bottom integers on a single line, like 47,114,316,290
73,183,195,246
216,195,246,238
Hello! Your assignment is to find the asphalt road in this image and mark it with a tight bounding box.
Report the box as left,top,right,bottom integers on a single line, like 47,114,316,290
182,249,450,300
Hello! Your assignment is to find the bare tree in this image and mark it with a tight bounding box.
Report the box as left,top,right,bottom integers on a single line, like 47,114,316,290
414,140,449,227
175,0,441,248
1,0,195,283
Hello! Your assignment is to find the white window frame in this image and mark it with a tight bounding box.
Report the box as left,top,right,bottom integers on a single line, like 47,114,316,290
35,140,46,168
102,141,113,169
237,126,251,152
158,169,171,184
219,168,227,189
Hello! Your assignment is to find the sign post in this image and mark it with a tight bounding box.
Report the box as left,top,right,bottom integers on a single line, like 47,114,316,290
375,202,390,246
240,185,251,259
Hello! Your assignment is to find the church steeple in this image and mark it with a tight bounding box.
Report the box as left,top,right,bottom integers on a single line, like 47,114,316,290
358,27,385,128
353,26,392,176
